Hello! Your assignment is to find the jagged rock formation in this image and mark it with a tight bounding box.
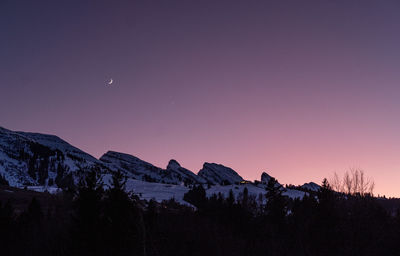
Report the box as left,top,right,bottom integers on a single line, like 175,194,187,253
166,159,206,184
301,182,321,191
198,162,244,185
0,126,315,203
261,172,273,184
100,152,204,185
100,151,167,183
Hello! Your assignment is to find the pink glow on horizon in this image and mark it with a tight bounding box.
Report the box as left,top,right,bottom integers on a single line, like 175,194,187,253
1,1,400,196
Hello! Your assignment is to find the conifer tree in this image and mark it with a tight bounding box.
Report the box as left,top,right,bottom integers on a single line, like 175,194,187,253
71,170,104,255
264,177,286,223
183,185,207,209
103,170,146,256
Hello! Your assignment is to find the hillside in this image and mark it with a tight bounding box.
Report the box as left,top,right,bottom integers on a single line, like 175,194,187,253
1,126,318,204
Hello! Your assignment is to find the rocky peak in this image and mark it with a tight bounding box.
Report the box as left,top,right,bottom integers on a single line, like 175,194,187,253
198,163,243,185
167,159,181,169
261,172,272,184
166,159,206,184
301,182,321,191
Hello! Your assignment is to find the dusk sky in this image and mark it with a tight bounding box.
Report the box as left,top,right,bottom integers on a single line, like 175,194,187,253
1,1,400,196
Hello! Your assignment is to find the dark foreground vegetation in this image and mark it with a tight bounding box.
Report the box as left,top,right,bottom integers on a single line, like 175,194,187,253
1,173,400,256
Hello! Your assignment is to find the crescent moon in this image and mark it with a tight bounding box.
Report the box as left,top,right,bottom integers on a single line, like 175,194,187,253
108,79,113,85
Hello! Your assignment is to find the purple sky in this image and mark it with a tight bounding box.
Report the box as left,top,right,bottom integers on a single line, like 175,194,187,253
1,0,400,196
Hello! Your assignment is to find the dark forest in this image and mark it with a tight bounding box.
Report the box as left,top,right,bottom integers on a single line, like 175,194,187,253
1,171,400,256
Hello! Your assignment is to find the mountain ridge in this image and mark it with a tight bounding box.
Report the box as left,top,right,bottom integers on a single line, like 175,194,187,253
0,126,320,202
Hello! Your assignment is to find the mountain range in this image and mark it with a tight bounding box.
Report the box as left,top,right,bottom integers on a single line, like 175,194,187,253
0,126,319,203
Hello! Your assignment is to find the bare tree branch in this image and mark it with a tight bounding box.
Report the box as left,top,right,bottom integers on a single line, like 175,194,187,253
330,168,374,196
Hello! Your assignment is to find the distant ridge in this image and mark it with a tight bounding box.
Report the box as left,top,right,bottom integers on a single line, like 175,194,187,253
0,126,320,202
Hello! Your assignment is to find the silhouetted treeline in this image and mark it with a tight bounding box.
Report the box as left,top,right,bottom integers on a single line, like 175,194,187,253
1,175,400,256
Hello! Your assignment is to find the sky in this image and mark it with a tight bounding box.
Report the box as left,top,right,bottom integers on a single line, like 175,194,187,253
1,0,400,196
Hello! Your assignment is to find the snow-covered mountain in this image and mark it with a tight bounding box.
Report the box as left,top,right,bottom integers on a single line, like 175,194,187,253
0,127,108,188
166,159,206,184
0,126,320,205
99,151,204,185
100,151,166,182
301,182,321,191
198,162,244,185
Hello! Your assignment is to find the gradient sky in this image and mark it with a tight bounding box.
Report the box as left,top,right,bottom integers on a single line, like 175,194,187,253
1,0,400,196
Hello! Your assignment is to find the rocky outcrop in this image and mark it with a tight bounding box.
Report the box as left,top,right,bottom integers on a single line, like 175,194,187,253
100,151,167,183
301,182,321,191
198,162,243,185
261,172,272,184
166,159,206,184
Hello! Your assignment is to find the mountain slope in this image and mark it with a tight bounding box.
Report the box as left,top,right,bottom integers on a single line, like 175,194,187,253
0,127,107,188
100,151,165,181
